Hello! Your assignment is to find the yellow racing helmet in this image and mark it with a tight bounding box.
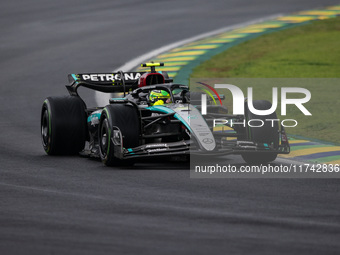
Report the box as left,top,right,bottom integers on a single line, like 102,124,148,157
149,90,171,106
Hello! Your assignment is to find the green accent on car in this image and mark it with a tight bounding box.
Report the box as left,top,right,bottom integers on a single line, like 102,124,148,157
127,148,135,155
103,108,111,157
71,74,78,81
147,105,192,132
87,112,101,123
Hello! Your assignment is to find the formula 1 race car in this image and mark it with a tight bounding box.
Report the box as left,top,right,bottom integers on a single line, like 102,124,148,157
41,63,290,166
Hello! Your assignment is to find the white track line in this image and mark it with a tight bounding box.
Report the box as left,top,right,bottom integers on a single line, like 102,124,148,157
95,14,283,105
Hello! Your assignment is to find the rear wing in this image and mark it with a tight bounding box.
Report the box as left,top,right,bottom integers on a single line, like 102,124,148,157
66,63,173,96
66,72,146,95
66,71,173,95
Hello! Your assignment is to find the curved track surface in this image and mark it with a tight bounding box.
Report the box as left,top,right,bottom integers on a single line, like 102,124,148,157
1,0,340,254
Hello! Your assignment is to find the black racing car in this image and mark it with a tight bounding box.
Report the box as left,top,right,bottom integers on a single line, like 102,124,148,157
41,63,290,166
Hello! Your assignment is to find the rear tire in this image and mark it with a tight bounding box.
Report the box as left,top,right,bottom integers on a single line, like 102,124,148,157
99,104,140,166
41,96,87,155
241,100,279,164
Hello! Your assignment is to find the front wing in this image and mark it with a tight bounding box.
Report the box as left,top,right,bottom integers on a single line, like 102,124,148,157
113,135,290,160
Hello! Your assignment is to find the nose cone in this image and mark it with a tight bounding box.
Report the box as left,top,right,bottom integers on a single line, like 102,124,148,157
174,104,216,151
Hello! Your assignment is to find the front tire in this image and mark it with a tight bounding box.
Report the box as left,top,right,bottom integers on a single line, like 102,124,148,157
99,104,140,166
241,100,279,164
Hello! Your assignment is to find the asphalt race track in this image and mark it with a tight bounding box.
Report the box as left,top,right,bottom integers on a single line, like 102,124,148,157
1,0,340,254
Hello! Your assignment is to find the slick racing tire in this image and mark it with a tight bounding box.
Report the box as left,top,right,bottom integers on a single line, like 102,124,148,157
41,96,87,155
99,104,140,166
241,100,279,164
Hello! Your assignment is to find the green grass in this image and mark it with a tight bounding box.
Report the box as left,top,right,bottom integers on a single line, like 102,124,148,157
191,17,340,143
